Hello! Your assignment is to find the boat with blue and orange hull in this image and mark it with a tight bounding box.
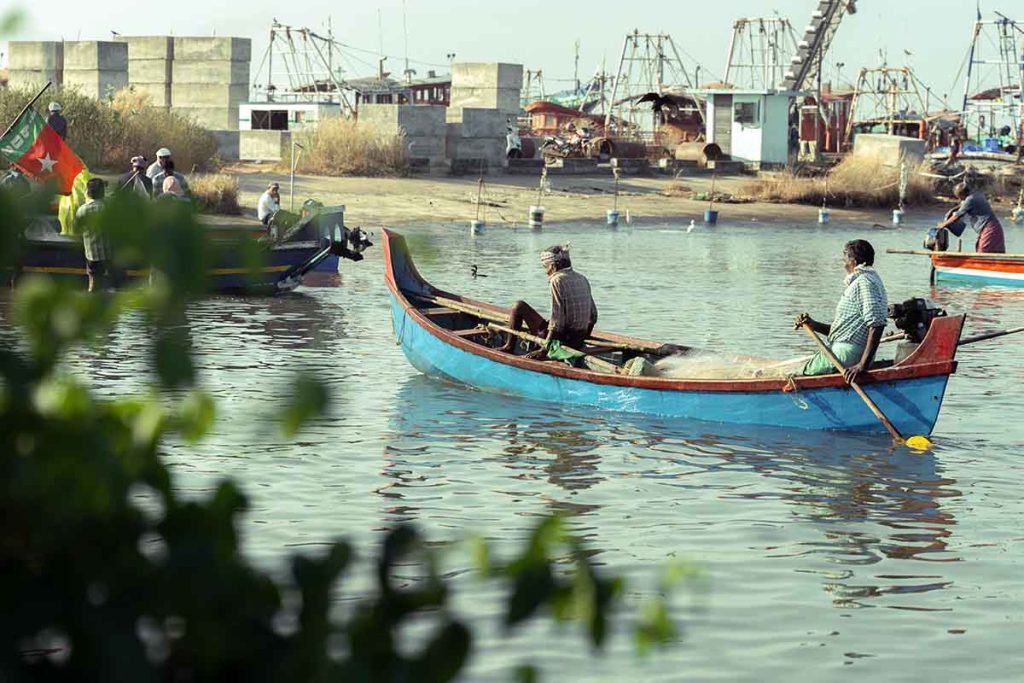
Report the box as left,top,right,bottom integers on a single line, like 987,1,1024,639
385,229,965,435
889,248,1024,287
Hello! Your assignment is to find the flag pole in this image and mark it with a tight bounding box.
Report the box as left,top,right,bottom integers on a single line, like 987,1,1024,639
0,81,52,146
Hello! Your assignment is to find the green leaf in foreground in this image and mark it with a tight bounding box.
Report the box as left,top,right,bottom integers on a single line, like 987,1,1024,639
280,375,330,437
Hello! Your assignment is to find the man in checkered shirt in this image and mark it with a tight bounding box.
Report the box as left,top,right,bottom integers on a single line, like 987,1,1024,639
795,239,888,384
501,245,598,357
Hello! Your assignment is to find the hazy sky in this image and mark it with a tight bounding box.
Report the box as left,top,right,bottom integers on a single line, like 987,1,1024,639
2,0,1017,105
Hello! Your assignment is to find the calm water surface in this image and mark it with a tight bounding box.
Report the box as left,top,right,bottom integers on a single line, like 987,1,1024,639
9,215,1024,681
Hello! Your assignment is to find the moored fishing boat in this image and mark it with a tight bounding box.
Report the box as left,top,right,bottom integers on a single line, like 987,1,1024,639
888,249,1024,287
13,204,372,294
385,229,965,435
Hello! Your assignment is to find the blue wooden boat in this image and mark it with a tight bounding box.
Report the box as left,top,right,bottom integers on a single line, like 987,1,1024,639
14,205,371,294
384,229,966,435
888,249,1024,288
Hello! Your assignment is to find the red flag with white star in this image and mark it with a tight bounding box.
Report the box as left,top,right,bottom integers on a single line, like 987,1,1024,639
0,106,85,194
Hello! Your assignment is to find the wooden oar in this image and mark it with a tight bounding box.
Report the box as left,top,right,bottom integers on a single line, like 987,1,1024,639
800,324,932,450
959,326,1024,346
486,323,624,375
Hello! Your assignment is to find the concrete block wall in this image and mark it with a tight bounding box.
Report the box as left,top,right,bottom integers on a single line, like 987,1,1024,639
450,62,523,117
7,41,64,89
119,36,173,108
63,41,128,99
239,130,291,162
445,107,508,171
171,37,251,130
358,104,447,167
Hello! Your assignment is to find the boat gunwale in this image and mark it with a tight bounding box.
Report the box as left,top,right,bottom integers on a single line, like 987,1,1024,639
385,229,962,394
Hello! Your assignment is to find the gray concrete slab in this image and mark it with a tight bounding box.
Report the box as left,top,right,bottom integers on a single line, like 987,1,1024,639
173,105,239,130
7,68,63,89
239,130,290,161
210,130,241,162
445,107,508,137
172,37,251,63
171,83,248,108
172,60,249,85
449,86,521,114
116,36,174,61
451,62,523,90
358,104,446,137
128,59,172,84
63,41,128,71
63,70,130,99
852,133,926,167
8,41,63,70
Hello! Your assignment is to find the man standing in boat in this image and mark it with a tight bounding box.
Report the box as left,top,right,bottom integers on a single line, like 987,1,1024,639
795,239,888,384
501,245,598,358
935,182,1006,253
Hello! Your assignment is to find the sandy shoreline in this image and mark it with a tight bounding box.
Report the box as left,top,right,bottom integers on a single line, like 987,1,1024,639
221,163,949,229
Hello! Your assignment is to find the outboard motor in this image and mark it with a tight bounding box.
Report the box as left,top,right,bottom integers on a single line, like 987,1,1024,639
889,297,946,344
338,227,373,262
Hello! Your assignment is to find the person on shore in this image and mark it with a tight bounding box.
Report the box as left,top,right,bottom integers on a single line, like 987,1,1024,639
46,102,67,140
0,163,31,197
794,239,888,384
258,182,282,225
76,178,112,292
147,147,174,179
116,156,153,198
500,245,598,358
159,176,188,201
151,158,191,198
935,182,1005,253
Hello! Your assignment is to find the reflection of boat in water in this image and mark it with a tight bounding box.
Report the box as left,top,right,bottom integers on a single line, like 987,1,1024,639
385,229,965,435
14,205,371,294
385,375,961,607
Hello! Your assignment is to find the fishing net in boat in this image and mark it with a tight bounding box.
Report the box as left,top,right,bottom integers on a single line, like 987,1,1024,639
626,352,811,380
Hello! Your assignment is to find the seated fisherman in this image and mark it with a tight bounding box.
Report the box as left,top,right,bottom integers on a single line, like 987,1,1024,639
935,182,1005,254
257,182,282,226
794,239,888,384
501,245,598,357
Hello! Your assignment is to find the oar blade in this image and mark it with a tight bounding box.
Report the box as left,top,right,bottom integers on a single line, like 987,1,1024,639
904,435,934,452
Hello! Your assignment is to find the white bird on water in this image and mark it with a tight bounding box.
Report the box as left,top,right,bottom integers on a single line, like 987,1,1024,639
687,219,696,233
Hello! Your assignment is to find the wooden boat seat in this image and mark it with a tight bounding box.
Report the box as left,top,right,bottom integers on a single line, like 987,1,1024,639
422,307,461,316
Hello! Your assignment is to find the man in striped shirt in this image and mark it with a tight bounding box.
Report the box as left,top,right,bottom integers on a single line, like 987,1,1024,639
501,245,598,357
795,239,888,383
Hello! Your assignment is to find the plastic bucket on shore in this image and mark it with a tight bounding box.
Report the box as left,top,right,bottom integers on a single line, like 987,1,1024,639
892,209,905,225
606,209,620,228
818,208,831,224
703,209,718,225
470,220,485,235
529,206,545,230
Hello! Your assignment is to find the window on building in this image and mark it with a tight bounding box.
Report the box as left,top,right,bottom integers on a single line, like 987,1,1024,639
734,101,760,126
251,110,289,131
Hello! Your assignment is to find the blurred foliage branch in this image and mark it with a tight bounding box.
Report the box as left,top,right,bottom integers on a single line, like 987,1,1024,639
0,181,693,680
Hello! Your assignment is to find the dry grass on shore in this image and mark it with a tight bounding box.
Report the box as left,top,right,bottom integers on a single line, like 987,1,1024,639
190,174,242,214
0,87,218,173
294,119,409,177
742,157,935,208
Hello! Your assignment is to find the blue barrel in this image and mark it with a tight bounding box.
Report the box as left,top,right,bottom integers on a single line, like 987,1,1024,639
704,209,719,225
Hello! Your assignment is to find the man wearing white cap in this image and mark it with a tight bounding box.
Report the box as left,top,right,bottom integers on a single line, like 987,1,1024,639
150,154,191,198
146,147,173,179
47,102,67,140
